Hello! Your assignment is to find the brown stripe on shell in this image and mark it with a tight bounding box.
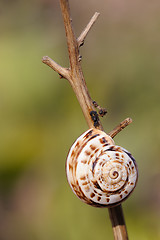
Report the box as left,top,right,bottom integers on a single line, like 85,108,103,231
75,141,80,148
85,150,91,156
90,192,95,198
90,144,96,150
116,153,120,159
89,134,100,141
88,159,91,165
71,183,75,189
69,164,73,171
82,181,89,186
101,162,105,167
99,137,108,144
74,161,78,172
103,143,109,147
80,176,86,181
81,159,87,164
104,146,115,152
83,129,93,139
92,158,98,172
77,186,89,202
92,181,103,191
71,150,75,157
106,146,122,152
97,196,101,201
84,186,90,192
110,160,123,164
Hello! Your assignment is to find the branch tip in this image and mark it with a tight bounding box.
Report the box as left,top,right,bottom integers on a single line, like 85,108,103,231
42,55,70,80
77,12,100,47
42,55,49,62
108,118,132,139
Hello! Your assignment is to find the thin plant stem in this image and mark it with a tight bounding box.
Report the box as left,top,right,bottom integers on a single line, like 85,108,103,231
42,0,132,239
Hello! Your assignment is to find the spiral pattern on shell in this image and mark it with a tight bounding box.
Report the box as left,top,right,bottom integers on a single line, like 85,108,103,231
66,128,138,207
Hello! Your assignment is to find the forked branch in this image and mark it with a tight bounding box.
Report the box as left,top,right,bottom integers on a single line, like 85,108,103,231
42,0,131,239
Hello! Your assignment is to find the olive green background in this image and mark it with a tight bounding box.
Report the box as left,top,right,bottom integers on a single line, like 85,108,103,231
0,0,160,239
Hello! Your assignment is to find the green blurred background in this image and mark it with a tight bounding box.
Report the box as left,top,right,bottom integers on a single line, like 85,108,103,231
0,0,160,239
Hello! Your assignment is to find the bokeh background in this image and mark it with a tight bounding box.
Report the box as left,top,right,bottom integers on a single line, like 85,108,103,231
0,0,160,239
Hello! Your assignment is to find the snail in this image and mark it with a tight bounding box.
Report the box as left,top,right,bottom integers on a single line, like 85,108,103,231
66,128,138,207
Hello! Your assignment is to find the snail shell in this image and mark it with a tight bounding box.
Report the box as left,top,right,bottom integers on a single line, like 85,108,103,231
66,128,138,208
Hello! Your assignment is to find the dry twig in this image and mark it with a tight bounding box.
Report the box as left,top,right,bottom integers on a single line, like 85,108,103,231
109,118,132,138
77,12,100,47
42,0,132,239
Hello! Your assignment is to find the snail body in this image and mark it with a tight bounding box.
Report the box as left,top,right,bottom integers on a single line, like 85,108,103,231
66,128,138,207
